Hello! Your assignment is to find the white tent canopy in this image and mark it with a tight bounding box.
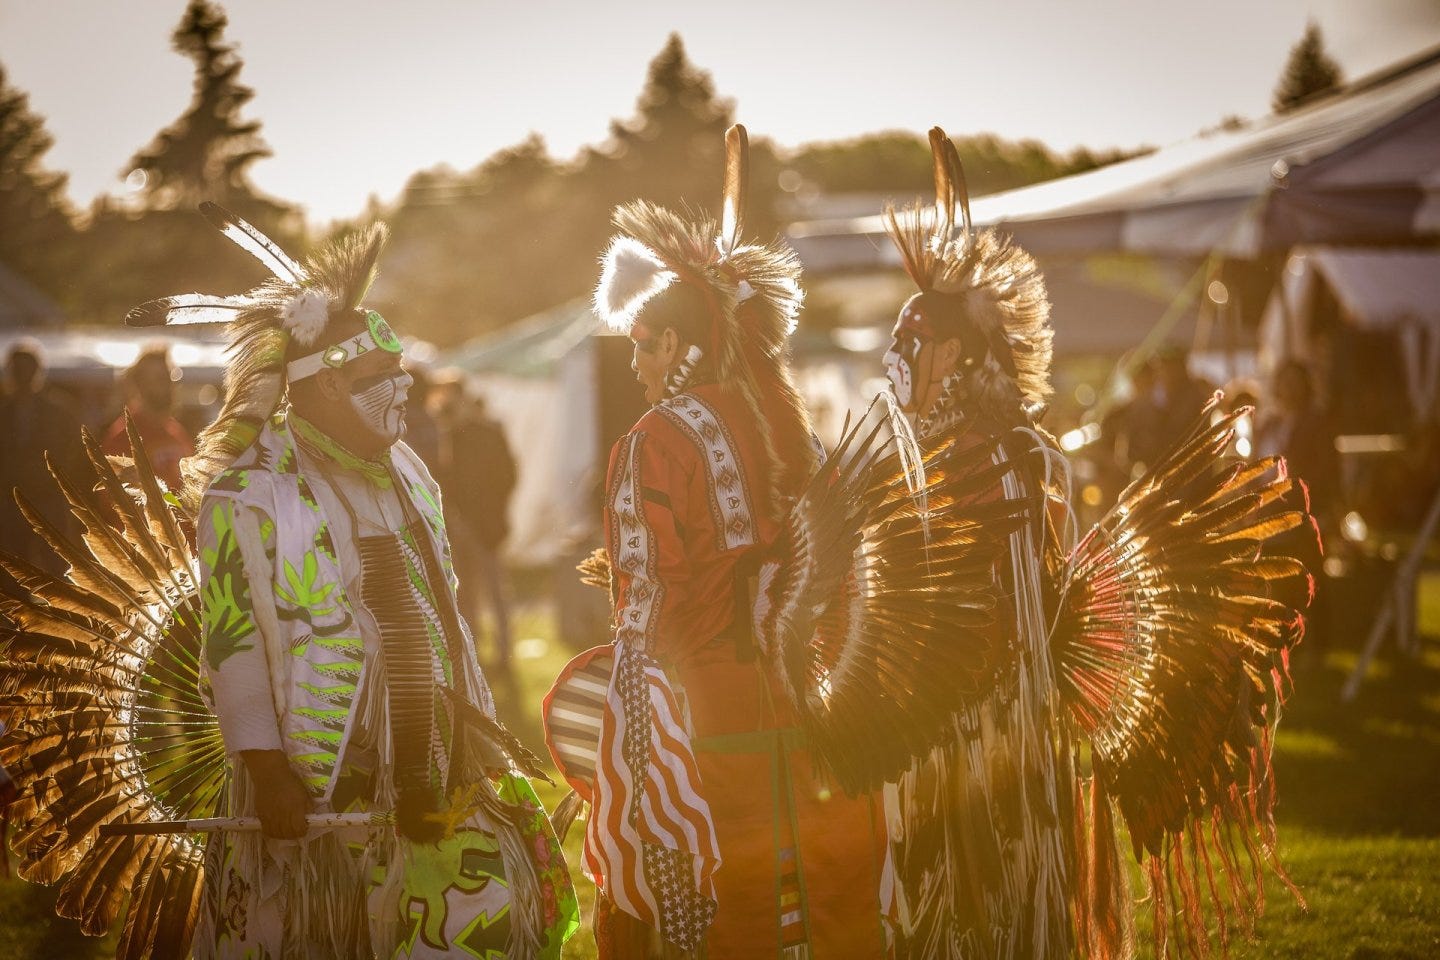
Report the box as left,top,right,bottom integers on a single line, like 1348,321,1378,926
789,45,1440,270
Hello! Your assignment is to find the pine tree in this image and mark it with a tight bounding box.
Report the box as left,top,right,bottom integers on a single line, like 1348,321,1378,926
1272,21,1343,114
0,62,77,302
579,34,745,214
72,0,301,325
126,0,279,213
374,35,781,345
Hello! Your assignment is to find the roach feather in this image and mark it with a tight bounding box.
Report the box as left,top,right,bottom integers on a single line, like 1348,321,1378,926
719,124,748,259
198,201,305,283
123,294,252,329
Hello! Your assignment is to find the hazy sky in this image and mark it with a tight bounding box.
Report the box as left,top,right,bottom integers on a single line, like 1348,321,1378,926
4,0,1439,223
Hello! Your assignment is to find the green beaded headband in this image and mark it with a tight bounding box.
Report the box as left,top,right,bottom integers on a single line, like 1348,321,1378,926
285,310,402,381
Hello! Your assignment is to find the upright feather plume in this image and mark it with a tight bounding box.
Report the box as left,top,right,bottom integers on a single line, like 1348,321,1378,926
930,127,971,246
718,124,749,261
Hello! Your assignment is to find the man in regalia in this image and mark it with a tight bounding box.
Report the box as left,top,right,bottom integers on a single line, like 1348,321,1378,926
134,205,577,959
544,128,893,959
878,129,1315,960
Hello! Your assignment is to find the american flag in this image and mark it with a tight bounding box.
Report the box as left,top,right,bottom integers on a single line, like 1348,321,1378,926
545,645,721,951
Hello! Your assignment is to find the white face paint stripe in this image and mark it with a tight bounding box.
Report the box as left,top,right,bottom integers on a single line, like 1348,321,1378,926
884,348,915,408
348,372,409,445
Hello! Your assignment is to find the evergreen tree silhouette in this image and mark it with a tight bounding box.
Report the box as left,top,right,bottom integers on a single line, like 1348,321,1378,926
1272,21,1343,114
126,0,288,224
0,61,77,305
72,0,301,326
583,34,735,208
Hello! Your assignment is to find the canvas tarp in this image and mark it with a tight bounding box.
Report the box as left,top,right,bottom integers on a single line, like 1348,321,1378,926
789,46,1440,269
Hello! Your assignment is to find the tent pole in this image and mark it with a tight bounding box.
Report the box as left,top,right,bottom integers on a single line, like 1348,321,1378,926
1342,480,1440,701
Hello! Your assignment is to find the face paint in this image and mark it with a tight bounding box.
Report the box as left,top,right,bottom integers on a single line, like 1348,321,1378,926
348,367,412,446
886,295,936,413
884,344,916,408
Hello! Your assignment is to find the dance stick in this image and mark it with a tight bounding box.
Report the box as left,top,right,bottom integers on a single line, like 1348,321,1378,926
99,812,389,836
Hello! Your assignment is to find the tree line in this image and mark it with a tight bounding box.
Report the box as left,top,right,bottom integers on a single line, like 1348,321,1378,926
1,1,1342,347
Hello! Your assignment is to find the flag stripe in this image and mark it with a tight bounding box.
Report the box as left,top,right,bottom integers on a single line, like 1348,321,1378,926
582,648,720,948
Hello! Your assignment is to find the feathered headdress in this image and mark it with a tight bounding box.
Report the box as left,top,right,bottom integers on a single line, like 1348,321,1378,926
594,124,816,513
884,127,1053,415
125,204,390,514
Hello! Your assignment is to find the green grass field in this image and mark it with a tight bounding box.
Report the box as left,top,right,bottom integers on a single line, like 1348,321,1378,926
4,583,1439,959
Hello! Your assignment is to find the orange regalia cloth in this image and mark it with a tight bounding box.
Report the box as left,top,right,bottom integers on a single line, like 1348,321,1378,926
596,382,890,958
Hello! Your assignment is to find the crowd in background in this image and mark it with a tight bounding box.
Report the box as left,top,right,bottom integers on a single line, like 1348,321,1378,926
0,340,519,671
6,332,1438,669
1092,342,1440,656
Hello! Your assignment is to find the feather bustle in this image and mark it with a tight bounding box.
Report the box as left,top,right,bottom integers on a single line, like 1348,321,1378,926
1053,404,1314,957
0,429,214,954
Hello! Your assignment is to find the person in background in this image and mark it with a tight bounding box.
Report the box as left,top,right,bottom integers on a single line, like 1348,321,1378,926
1257,360,1339,524
0,340,84,573
1099,357,1159,493
437,377,517,673
102,344,196,492
1257,359,1338,652
1150,345,1216,445
399,362,441,468
1117,345,1216,476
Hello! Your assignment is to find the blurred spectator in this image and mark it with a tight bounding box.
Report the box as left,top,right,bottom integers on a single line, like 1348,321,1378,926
1256,360,1339,526
437,380,517,672
402,363,441,468
1222,378,1260,413
1256,360,1337,655
1137,344,1217,466
1221,377,1261,459
102,345,195,492
1101,360,1158,489
0,340,84,573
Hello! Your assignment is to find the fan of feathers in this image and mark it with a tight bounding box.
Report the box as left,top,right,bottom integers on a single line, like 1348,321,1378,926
1053,395,1317,957
757,396,1031,796
0,417,221,957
